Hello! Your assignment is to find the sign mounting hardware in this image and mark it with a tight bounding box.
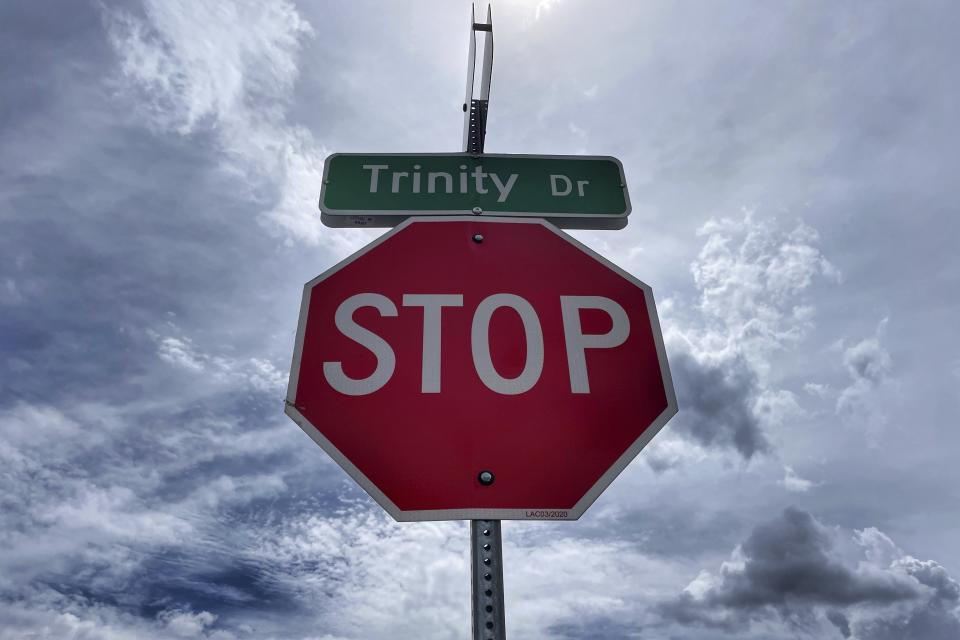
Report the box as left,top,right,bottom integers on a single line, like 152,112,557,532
464,3,493,154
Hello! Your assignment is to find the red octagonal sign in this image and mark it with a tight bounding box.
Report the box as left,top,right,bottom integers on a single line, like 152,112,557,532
285,217,677,520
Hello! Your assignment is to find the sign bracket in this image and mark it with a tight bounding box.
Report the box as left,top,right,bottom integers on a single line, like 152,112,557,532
463,3,493,154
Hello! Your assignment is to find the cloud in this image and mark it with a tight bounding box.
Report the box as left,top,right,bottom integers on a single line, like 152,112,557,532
781,466,817,493
856,554,960,640
0,277,24,305
665,348,770,459
102,0,331,247
803,382,831,399
152,331,286,393
689,211,839,372
158,609,219,638
836,318,893,415
661,211,835,460
244,508,688,640
669,508,916,612
500,522,686,639
0,398,301,637
659,507,960,638
843,332,893,385
0,592,235,640
38,483,192,544
643,436,708,473
249,509,470,639
826,609,852,638
159,335,207,372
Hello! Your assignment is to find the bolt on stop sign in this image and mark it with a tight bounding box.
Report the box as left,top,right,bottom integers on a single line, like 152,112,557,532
285,216,677,520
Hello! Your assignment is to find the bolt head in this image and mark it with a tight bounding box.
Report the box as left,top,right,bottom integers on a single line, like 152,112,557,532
472,206,483,215
472,233,484,243
478,470,495,486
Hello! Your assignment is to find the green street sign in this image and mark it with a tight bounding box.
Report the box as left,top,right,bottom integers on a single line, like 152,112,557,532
319,153,631,230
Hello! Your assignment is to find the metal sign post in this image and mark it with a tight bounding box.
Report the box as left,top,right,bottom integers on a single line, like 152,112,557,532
471,520,506,640
465,6,504,639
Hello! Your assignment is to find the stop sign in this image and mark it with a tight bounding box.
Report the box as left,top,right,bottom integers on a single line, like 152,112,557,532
285,217,676,520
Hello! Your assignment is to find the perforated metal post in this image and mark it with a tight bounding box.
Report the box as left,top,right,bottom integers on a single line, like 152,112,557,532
471,520,506,640
463,6,503,638
463,3,493,154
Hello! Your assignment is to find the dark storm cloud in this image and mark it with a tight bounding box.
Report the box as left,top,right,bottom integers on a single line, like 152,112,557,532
661,508,899,628
659,508,960,638
707,508,914,607
662,349,770,460
826,610,851,638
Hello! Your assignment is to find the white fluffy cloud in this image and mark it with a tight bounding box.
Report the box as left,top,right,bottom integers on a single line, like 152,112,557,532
250,510,470,639
781,465,817,493
661,211,838,460
153,331,286,392
687,210,839,372
102,0,337,248
0,594,233,640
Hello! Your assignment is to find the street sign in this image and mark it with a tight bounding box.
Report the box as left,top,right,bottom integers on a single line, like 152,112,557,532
319,153,631,230
285,216,676,521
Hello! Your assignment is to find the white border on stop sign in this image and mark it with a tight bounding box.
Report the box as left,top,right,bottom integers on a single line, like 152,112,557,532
284,216,678,522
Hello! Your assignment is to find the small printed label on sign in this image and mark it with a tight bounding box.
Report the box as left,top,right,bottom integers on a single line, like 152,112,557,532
524,510,569,519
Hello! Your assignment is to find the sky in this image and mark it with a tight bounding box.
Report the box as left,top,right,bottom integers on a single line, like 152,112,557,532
1,0,958,638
